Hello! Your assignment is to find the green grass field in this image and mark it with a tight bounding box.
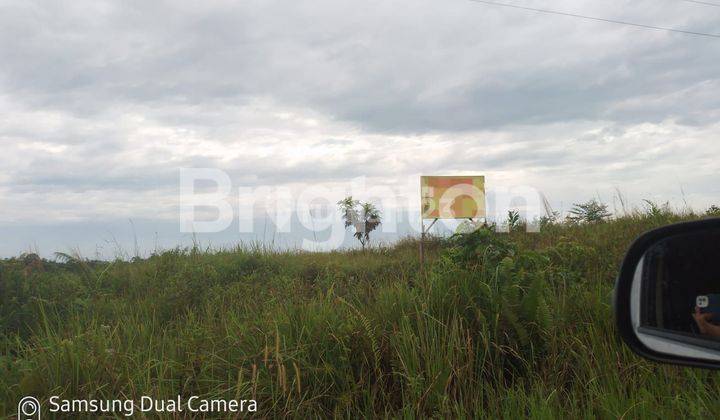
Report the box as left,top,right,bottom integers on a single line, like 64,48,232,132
2,212,720,418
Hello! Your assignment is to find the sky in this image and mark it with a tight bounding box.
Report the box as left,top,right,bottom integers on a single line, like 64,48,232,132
1,0,719,258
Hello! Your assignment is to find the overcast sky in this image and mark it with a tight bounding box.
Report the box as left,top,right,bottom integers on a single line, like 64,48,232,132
1,0,719,257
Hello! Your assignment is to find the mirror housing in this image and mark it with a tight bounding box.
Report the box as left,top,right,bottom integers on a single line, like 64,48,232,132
615,218,720,369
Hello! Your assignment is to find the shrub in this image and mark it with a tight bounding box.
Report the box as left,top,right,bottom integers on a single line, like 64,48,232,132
566,199,612,223
644,199,672,218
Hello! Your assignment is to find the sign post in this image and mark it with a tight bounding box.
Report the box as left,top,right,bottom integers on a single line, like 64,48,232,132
419,175,486,270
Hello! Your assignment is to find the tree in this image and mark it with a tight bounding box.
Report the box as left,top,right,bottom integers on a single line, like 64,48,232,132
708,205,720,217
338,196,382,249
566,199,612,223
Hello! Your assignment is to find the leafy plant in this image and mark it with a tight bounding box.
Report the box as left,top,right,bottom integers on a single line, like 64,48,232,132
566,199,612,223
539,193,560,229
337,196,382,249
448,225,516,266
643,199,672,218
539,212,560,229
506,210,521,232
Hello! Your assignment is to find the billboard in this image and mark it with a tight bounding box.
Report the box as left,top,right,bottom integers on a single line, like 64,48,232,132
421,175,486,219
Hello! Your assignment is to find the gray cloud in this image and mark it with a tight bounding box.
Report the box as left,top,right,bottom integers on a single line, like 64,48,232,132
1,0,719,255
2,0,719,130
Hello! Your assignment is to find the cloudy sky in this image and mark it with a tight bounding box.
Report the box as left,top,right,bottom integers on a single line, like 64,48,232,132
1,0,719,257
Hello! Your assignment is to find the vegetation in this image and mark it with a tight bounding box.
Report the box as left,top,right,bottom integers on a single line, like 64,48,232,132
1,207,720,418
643,199,673,219
506,209,522,232
338,196,382,249
567,199,612,223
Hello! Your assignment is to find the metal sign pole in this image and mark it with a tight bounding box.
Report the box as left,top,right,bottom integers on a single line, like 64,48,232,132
420,217,438,273
420,216,425,272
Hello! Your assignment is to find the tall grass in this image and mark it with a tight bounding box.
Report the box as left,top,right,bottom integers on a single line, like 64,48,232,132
2,211,720,418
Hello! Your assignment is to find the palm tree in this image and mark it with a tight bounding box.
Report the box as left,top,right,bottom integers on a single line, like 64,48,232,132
338,196,382,249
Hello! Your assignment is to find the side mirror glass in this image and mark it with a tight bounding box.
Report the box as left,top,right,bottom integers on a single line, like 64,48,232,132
615,218,720,368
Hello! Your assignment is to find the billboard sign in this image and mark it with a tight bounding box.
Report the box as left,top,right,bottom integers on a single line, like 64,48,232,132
421,175,486,219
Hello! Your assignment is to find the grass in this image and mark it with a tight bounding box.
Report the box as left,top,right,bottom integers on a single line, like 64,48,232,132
2,211,720,418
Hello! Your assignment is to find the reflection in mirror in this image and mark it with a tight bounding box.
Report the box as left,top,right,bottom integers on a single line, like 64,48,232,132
631,228,720,361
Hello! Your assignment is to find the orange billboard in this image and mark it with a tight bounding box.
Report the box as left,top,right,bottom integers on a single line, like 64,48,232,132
421,176,486,219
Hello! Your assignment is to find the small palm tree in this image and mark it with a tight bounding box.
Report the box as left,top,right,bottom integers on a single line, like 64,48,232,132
338,196,382,249
506,210,521,231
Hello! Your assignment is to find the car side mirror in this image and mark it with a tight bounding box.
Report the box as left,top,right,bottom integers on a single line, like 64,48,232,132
615,218,720,369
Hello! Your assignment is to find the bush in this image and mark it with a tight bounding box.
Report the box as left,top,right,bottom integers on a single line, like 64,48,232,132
566,199,612,223
707,205,720,217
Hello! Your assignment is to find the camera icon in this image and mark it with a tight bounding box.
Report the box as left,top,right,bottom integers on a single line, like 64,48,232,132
18,397,41,420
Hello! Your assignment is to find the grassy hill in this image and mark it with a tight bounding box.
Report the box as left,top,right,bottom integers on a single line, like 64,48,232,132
2,212,720,418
